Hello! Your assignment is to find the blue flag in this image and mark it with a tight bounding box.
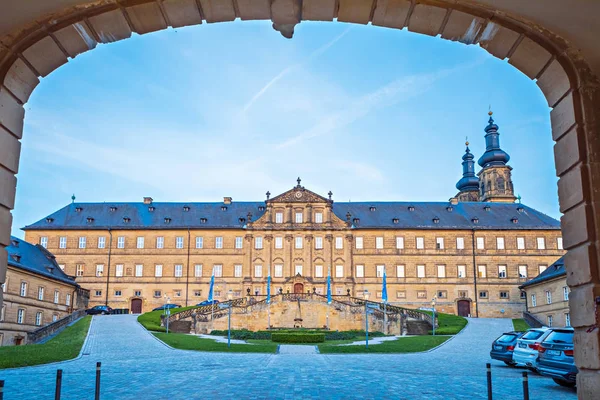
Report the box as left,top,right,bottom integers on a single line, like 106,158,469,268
266,274,271,304
327,272,332,304
208,273,215,302
382,269,388,304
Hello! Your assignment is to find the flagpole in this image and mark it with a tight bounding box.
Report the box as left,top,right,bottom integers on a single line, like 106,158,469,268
383,267,388,335
267,272,271,330
327,266,332,330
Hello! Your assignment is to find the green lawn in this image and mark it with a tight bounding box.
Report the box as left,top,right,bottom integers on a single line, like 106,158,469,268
153,333,278,353
0,316,91,369
318,335,450,354
512,319,530,332
137,306,197,332
423,312,468,335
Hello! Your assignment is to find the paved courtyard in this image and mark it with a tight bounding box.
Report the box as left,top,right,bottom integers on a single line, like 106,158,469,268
0,315,577,399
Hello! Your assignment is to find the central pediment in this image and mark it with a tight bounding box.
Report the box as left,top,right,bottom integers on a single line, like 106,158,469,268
268,180,332,205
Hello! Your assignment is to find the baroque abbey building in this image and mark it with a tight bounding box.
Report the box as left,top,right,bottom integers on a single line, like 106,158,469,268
22,114,564,318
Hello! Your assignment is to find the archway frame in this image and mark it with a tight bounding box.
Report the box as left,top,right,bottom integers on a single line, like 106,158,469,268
0,0,598,396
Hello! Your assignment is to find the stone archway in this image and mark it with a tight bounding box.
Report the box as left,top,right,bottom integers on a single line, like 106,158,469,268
0,1,599,397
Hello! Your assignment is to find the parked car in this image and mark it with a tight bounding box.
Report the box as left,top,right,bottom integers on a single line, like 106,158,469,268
85,305,113,315
490,331,525,366
537,327,577,387
196,300,220,307
512,327,552,371
152,304,182,311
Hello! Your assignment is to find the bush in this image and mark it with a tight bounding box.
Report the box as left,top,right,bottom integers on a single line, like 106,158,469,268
208,329,386,341
271,333,325,343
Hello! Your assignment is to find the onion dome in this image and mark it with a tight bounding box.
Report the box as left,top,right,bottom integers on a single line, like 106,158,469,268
477,111,510,167
456,141,480,191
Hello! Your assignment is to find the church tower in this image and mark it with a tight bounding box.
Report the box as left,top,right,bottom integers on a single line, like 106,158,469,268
477,111,516,203
455,141,480,202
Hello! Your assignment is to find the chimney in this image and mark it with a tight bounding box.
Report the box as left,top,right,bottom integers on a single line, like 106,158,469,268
143,197,153,204
223,197,232,205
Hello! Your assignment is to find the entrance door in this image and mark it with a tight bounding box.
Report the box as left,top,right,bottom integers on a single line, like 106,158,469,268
457,300,471,317
293,283,304,294
131,298,143,314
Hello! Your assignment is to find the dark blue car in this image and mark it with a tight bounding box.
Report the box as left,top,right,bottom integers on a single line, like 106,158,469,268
152,304,182,311
196,300,220,306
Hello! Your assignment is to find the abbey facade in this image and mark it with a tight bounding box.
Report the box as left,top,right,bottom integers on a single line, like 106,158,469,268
22,114,564,318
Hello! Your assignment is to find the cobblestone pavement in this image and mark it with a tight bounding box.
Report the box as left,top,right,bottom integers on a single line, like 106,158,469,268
279,345,318,354
0,315,578,399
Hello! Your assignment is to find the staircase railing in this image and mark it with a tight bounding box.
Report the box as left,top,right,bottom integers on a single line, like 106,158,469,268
27,309,86,344
523,311,544,328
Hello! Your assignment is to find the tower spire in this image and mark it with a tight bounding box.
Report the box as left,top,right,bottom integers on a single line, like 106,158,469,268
478,110,510,168
455,139,480,202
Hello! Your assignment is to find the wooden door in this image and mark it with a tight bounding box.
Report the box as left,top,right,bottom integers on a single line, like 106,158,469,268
131,298,143,314
457,300,471,317
293,283,304,294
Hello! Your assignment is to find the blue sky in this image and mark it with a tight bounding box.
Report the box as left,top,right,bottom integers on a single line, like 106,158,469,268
12,21,558,237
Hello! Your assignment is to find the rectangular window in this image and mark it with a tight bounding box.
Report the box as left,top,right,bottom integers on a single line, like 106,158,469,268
235,237,243,249
478,265,487,278
38,286,44,300
156,236,164,249
154,290,161,298
52,314,58,322
295,265,303,276
539,265,547,274
254,265,262,278
275,212,283,223
196,237,204,249
476,237,484,249
456,237,464,249
563,286,569,301
396,237,404,249
376,237,384,249
437,265,446,278
396,291,406,299
213,264,223,277
517,237,525,249
499,291,509,299
59,236,67,249
437,290,447,299
175,264,183,277
40,236,48,248
557,237,563,250
35,311,42,326
79,237,86,249
397,265,405,278
416,237,424,249
135,264,143,277
234,265,242,278
315,212,323,223
96,264,104,277
356,265,364,278
295,237,303,249
54,290,59,304
94,290,102,297
519,265,528,278
565,313,571,327
98,237,106,249
115,264,124,277
117,236,125,249
520,291,527,299
195,264,203,277
295,212,303,223
356,237,363,249
315,237,323,249
17,309,24,324
546,290,552,304
155,265,163,277
20,282,27,297
532,294,537,307
255,236,263,249
417,291,427,299
136,237,144,249
215,237,223,249
315,265,323,278
335,237,343,249
417,265,425,278
274,264,283,278
114,290,122,297
174,290,182,298
436,237,444,250
547,315,553,327
496,237,505,250
376,265,385,278
458,290,468,298
498,265,507,278
66,293,71,306
176,237,184,249
479,291,488,299
537,237,546,250
275,237,283,249
193,290,201,297
134,290,141,297
457,265,466,278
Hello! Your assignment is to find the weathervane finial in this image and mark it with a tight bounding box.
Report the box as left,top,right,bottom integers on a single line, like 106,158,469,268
296,177,301,187
71,194,76,203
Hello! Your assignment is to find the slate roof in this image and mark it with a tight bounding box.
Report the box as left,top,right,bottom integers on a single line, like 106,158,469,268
23,201,560,231
6,236,78,286
519,256,566,289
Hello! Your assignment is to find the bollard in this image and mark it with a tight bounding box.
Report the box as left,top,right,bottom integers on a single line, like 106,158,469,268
0,379,4,400
55,369,62,400
522,371,529,400
95,362,101,400
486,363,493,400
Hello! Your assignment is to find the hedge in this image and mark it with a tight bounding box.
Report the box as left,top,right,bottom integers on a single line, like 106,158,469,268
209,329,385,341
271,333,325,343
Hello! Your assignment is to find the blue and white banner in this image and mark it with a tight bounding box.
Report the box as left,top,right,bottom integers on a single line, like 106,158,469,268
382,268,388,304
208,273,215,302
266,274,271,304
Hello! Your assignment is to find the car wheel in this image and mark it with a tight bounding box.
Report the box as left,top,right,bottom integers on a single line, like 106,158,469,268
504,361,516,367
552,378,576,388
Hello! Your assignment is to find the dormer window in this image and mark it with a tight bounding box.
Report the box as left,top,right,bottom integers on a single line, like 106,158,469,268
110,206,117,212
369,206,376,212
517,207,524,213
238,217,246,224
408,206,415,212
45,266,55,273
511,217,519,224
46,217,54,223
484,206,491,212
123,217,131,223
10,239,19,247
164,217,171,224
200,218,207,224
258,206,265,212
472,217,479,224
75,207,83,212
446,206,453,212
353,218,360,225
432,217,440,224
183,206,190,212
148,206,155,212
11,254,21,263
86,217,94,224
392,218,399,224
221,206,227,211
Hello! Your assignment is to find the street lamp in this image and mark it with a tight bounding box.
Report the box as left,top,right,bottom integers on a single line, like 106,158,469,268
227,290,233,348
164,294,171,334
431,296,437,336
364,289,370,349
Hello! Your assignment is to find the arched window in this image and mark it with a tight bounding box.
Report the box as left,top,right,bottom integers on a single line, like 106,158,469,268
497,176,506,194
